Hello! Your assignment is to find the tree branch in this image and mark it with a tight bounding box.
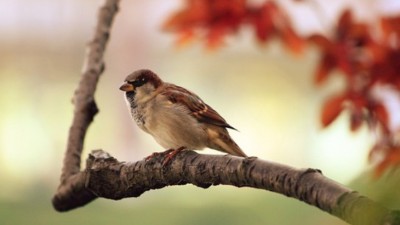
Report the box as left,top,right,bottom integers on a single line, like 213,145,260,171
55,149,400,225
52,0,120,211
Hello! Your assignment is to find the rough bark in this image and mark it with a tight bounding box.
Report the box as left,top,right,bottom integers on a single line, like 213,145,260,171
52,0,400,224
55,149,400,225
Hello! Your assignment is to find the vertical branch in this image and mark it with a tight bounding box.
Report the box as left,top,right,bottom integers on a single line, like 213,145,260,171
60,0,119,183
53,0,120,211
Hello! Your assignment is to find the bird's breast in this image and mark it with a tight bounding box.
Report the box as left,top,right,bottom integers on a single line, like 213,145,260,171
143,102,208,150
131,106,146,129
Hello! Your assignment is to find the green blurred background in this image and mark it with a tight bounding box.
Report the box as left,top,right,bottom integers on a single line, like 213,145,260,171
1,0,399,224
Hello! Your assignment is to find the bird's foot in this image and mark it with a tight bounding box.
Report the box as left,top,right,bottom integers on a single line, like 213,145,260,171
162,146,186,166
145,149,175,161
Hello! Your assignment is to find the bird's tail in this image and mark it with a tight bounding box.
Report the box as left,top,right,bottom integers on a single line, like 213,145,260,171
207,128,247,157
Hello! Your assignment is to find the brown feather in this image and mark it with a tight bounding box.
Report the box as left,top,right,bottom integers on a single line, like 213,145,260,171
161,84,236,130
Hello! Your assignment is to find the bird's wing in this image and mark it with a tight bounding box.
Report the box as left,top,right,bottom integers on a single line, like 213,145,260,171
161,84,236,130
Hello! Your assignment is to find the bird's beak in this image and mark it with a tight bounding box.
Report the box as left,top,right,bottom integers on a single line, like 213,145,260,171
119,83,134,92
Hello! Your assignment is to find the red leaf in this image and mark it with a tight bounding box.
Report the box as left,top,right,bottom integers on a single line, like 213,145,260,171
315,53,336,85
250,3,275,42
308,34,332,51
335,44,353,76
349,96,366,132
206,26,227,49
381,16,400,43
163,0,208,31
281,25,304,55
337,9,353,40
350,111,363,132
352,95,367,111
372,102,390,133
321,94,346,127
175,29,195,47
254,18,274,42
163,0,247,49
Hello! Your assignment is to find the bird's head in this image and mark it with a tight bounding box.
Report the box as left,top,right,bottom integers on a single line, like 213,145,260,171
120,69,163,104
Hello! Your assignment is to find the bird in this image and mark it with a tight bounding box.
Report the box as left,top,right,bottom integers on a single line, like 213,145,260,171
119,69,247,161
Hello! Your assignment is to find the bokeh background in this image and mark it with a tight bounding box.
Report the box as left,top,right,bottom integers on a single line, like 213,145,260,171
1,0,400,224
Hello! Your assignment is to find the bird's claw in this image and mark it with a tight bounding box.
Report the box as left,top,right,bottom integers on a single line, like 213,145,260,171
145,149,174,161
161,146,186,166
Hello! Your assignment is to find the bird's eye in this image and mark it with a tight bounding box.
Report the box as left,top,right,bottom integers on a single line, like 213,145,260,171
130,77,147,87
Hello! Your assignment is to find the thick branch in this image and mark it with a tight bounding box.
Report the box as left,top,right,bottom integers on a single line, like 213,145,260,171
53,0,120,210
55,149,400,225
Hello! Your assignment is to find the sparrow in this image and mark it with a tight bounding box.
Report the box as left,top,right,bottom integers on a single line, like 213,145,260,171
119,69,247,159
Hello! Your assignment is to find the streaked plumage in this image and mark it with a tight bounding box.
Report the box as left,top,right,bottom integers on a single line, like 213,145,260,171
120,69,247,157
